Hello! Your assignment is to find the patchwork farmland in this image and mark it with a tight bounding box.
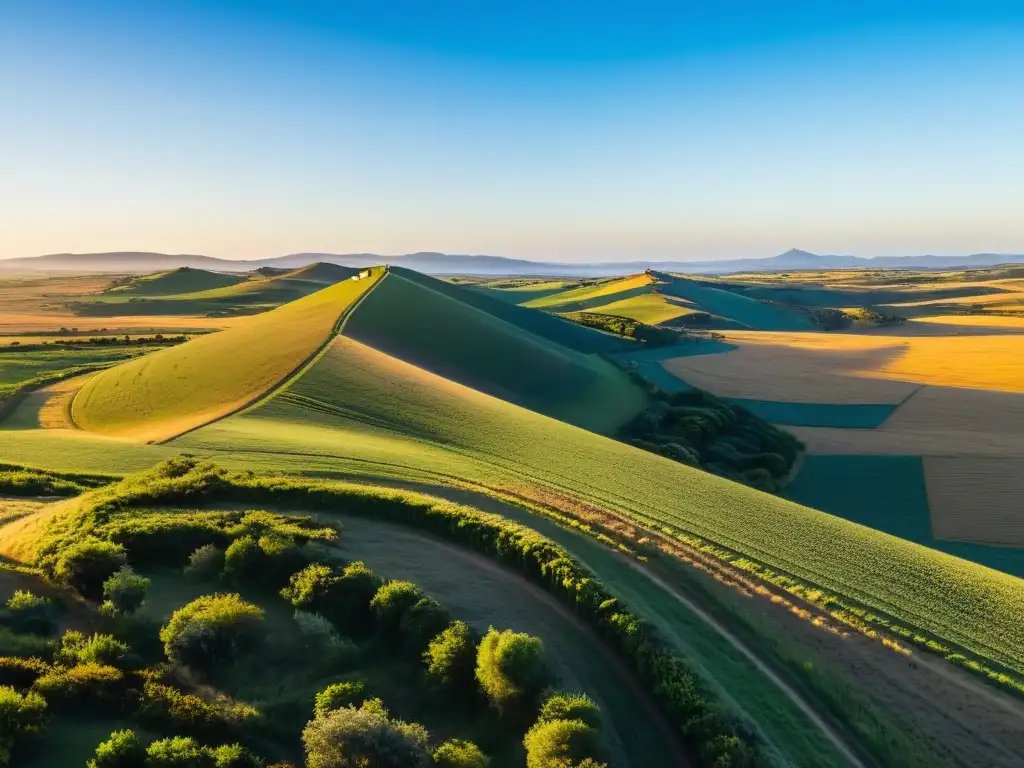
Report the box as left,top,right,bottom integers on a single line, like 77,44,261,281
1,263,1023,767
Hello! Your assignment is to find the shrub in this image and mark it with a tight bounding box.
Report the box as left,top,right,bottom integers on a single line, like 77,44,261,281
0,657,50,689
222,537,262,582
523,718,606,768
32,661,126,712
54,631,130,667
87,729,146,767
1,591,56,635
0,627,53,658
400,597,450,651
159,594,265,670
283,562,382,635
139,680,258,740
53,538,127,599
370,581,423,640
0,684,47,735
302,704,431,768
146,736,208,767
537,692,602,730
185,544,225,580
102,566,150,614
424,621,477,695
432,739,489,768
313,681,367,717
208,743,262,767
475,629,548,712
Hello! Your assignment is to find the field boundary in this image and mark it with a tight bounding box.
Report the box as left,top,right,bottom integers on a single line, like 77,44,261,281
144,269,387,445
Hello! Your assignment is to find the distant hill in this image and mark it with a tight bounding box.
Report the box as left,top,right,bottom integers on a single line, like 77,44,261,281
3,248,1024,276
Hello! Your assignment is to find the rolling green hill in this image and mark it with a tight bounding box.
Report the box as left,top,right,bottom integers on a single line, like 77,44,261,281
654,272,814,331
172,332,1024,681
70,269,383,441
342,271,647,432
105,267,246,296
524,273,654,311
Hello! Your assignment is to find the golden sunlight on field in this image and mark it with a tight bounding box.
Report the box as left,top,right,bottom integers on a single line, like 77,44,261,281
668,331,1024,395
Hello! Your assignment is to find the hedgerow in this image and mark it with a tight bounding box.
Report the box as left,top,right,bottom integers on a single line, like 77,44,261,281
33,458,769,765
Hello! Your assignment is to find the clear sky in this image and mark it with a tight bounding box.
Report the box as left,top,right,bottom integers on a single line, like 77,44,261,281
1,1,1022,262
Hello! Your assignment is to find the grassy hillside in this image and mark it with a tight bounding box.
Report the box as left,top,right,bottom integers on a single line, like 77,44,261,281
580,293,701,325
657,273,814,331
71,269,382,441
105,267,246,296
395,268,631,354
524,274,654,311
175,335,1024,680
343,272,647,432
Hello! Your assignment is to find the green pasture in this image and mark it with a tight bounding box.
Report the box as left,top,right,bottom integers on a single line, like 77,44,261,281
657,273,814,331
168,333,1024,679
788,455,1024,578
342,272,647,433
71,269,382,441
396,268,631,354
580,293,701,325
0,346,142,386
523,274,649,310
724,400,896,428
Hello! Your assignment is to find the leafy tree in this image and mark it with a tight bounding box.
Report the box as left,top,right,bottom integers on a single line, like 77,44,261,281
522,718,606,768
87,729,146,767
475,629,548,711
537,692,602,730
314,681,367,717
432,739,489,768
370,581,424,639
159,594,264,669
54,538,127,599
302,704,431,768
102,566,150,614
424,620,478,695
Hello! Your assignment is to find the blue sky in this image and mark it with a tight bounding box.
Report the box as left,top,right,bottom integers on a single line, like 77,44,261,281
1,1,1022,261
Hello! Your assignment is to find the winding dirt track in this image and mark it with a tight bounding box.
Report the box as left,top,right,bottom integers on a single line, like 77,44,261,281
342,477,867,768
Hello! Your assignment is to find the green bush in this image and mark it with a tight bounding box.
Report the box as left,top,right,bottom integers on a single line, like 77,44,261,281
537,692,602,730
523,718,606,768
185,544,226,580
222,536,262,582
293,611,358,668
1,590,56,635
424,621,478,696
159,594,265,670
400,597,450,652
302,704,431,768
0,684,47,735
475,629,548,712
209,743,263,767
139,680,259,740
0,657,50,689
370,581,424,640
53,538,127,599
146,736,208,767
313,681,367,717
102,566,150,614
31,661,126,712
224,533,307,590
87,728,146,767
432,739,489,768
54,631,130,667
0,627,53,658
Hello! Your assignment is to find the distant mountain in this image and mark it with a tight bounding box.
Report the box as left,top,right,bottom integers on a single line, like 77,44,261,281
2,248,1023,276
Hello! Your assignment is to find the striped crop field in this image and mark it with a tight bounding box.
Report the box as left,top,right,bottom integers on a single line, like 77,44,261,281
171,333,1024,680
579,293,701,325
523,273,653,310
71,268,382,441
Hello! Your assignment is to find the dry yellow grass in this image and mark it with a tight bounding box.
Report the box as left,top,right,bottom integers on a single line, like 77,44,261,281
0,496,79,563
689,331,1024,394
924,457,1024,547
911,315,1024,329
661,342,918,404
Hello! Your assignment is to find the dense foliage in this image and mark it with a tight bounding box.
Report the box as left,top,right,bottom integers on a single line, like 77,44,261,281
563,311,680,346
620,387,802,492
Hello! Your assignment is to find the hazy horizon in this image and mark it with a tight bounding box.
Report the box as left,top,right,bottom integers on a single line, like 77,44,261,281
2,2,1022,262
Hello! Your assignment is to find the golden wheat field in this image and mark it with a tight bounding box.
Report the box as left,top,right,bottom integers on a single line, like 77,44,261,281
670,331,1024,394
924,457,1024,547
